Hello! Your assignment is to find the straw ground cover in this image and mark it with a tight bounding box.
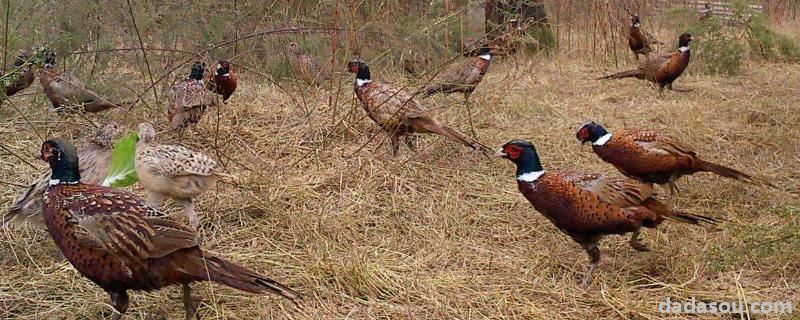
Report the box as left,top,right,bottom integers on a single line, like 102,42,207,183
1,51,798,319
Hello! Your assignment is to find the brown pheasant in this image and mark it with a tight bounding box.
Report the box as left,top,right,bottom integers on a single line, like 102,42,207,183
422,46,492,136
625,9,663,60
168,61,217,136
577,122,761,194
39,138,299,320
3,122,121,228
286,42,330,86
496,140,716,288
0,53,38,104
207,60,237,102
38,50,129,114
598,34,693,91
401,47,430,77
347,59,489,155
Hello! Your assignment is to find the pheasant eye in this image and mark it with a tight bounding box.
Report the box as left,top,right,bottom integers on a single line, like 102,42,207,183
505,146,522,159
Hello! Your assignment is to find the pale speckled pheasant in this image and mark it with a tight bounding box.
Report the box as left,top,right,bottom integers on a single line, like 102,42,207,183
401,47,430,77
39,138,298,320
347,60,489,155
285,42,330,86
168,62,217,136
496,140,716,288
135,122,227,230
3,122,122,228
38,50,130,114
0,53,38,105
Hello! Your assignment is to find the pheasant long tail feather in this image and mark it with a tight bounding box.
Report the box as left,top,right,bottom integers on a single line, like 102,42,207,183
421,84,442,98
695,159,764,185
663,209,719,226
597,69,643,80
83,99,138,113
640,198,717,227
203,254,300,302
414,117,490,152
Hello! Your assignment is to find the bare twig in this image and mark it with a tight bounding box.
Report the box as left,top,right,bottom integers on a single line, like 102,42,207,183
0,143,36,169
125,0,158,105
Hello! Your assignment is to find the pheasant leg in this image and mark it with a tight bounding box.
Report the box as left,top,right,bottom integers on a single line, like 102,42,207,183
109,290,129,320
181,199,200,230
183,283,199,320
463,91,477,138
579,244,600,290
629,230,650,252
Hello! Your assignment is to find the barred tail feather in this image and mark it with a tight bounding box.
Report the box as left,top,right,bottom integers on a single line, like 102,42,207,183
597,69,643,80
696,160,757,185
414,117,490,152
664,210,719,226
422,84,441,98
203,255,300,302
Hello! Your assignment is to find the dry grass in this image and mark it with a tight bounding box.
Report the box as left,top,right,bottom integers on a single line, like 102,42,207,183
1,54,799,319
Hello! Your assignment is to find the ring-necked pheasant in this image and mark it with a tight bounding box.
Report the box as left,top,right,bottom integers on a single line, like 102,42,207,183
39,137,298,320
169,61,217,136
347,59,489,155
38,49,130,114
3,122,121,228
0,53,38,104
135,122,226,230
207,60,237,103
285,42,330,86
599,33,693,91
625,9,663,60
576,122,761,194
421,46,492,136
496,140,716,288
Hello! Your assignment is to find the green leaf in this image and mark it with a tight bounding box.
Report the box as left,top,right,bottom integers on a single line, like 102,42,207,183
101,132,139,188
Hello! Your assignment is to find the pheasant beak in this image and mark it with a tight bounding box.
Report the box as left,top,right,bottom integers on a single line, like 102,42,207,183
494,148,507,158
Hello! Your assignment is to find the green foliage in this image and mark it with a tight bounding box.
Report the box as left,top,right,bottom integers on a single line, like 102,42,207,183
686,16,743,76
745,10,800,63
101,132,139,188
681,0,800,76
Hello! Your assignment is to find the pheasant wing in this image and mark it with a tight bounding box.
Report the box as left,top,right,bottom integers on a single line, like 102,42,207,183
65,184,197,260
366,82,428,124
48,73,97,104
170,80,211,108
630,129,697,158
564,171,655,208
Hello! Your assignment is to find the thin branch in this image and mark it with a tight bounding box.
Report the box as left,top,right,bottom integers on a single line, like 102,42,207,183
2,0,9,74
125,0,158,104
4,93,44,142
0,144,36,169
